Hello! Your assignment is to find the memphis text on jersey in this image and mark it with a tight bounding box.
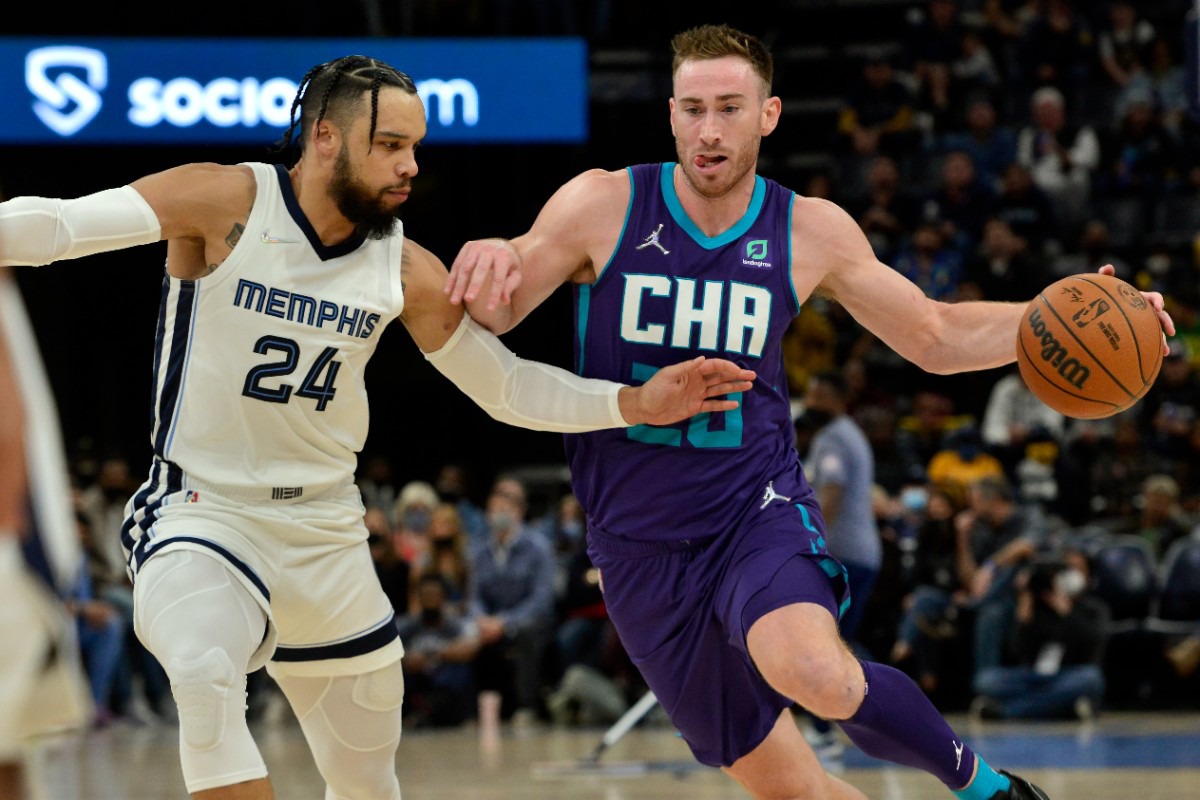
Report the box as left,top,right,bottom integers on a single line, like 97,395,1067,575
234,279,381,339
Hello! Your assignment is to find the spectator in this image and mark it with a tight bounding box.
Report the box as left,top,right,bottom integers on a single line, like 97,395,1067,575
927,426,1006,500
803,370,883,654
1096,1,1156,92
1050,218,1132,279
906,0,967,126
989,161,1060,255
961,217,1049,304
1083,413,1161,520
1015,0,1093,103
971,556,1109,720
357,455,398,527
980,365,1066,470
836,53,919,158
781,301,838,397
75,456,136,593
392,480,439,564
1016,86,1101,229
891,222,966,301
956,476,1046,677
938,96,1017,190
396,574,480,728
367,506,410,615
952,32,1004,119
470,476,556,724
1099,91,1179,228
410,502,472,615
859,404,917,494
891,485,969,696
896,390,962,481
1114,474,1192,561
1144,36,1189,134
1140,338,1200,444
68,513,126,727
921,150,995,255
434,462,488,543
851,155,922,261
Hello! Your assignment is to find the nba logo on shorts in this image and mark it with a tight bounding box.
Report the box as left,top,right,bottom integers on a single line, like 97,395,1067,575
185,490,200,503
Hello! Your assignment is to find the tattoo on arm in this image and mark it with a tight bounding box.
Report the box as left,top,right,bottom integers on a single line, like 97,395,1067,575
204,222,246,276
225,223,244,250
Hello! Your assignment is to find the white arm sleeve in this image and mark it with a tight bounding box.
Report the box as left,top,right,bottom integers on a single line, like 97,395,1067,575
424,315,632,433
0,186,161,267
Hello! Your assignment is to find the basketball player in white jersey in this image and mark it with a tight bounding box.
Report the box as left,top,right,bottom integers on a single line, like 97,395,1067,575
0,272,91,799
0,55,755,800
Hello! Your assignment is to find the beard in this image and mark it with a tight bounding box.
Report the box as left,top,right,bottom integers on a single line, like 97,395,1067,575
674,135,760,200
331,145,407,240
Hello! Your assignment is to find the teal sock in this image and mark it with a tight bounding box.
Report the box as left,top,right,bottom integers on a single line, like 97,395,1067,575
952,756,1010,800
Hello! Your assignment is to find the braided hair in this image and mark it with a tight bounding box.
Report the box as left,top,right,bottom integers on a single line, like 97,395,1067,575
273,55,417,160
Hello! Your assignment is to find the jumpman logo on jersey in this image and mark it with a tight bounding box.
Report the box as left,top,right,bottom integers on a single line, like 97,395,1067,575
635,223,670,255
759,480,792,509
953,740,964,771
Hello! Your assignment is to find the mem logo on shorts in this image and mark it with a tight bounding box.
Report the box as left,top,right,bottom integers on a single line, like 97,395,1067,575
742,239,771,268
26,46,107,137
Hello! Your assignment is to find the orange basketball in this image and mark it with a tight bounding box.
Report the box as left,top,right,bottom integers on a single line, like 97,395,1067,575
1016,273,1163,419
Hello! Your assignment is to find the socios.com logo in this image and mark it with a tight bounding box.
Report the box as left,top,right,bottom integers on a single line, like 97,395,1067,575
26,46,107,137
25,45,480,137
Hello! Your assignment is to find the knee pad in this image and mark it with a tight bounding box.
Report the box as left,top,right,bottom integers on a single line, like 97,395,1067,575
134,550,270,792
168,647,238,752
272,661,404,799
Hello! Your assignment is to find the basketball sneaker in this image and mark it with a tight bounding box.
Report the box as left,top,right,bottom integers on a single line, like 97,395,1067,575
994,770,1051,800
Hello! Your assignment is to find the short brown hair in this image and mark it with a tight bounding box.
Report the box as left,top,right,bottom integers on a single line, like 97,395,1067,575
671,24,773,97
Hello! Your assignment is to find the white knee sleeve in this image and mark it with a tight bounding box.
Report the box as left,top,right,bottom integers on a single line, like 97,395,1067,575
134,549,271,793
270,660,405,800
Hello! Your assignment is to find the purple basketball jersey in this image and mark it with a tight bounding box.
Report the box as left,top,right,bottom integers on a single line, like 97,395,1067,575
565,163,814,542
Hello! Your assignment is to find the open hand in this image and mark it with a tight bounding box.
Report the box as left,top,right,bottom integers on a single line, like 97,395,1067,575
445,238,522,310
622,357,756,427
1098,264,1175,356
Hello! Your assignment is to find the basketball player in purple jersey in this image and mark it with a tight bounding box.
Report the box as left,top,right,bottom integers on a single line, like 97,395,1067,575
447,24,1175,800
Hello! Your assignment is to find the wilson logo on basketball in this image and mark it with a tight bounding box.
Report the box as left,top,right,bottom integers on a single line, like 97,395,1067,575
1027,307,1092,389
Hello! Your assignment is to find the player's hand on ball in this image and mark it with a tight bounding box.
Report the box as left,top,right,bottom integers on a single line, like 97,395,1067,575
622,357,756,427
1097,264,1175,355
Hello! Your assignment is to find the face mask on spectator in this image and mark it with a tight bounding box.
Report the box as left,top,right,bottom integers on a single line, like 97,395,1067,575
488,510,518,534
404,508,431,532
1054,568,1086,598
901,486,929,513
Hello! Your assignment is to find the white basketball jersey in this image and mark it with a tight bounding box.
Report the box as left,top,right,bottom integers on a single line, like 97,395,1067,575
148,162,405,492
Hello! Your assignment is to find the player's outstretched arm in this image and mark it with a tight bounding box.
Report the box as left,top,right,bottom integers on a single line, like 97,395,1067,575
405,239,755,431
798,197,1028,374
627,356,756,426
0,163,252,270
445,169,630,334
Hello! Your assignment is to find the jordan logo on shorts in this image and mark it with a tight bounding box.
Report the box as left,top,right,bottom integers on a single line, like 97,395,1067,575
759,480,792,509
635,223,670,255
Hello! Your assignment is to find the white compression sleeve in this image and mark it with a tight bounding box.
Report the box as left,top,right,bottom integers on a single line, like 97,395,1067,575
0,186,161,267
425,315,632,433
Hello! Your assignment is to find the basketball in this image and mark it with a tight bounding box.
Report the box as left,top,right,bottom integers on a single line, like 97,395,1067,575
1016,273,1163,419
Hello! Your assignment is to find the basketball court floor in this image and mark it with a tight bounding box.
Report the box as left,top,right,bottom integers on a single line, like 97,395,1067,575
31,707,1200,799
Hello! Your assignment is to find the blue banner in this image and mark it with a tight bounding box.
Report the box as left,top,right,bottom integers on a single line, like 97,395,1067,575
0,37,587,145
